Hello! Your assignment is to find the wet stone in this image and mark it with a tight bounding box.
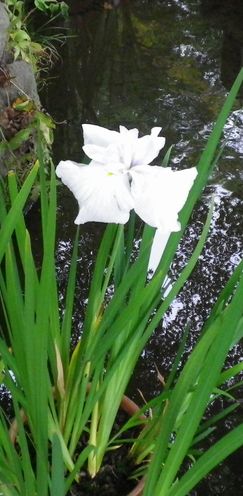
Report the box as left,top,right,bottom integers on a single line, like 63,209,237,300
0,60,40,109
0,3,9,61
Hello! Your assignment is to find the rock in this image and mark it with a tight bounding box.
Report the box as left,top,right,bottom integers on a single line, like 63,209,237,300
0,61,41,175
0,3,9,61
0,3,41,178
0,61,40,109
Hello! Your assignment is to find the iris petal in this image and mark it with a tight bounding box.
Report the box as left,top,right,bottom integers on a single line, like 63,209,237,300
83,143,121,164
119,126,139,140
56,160,133,225
82,124,165,168
82,124,120,147
151,127,163,137
148,229,171,272
132,134,166,166
130,165,197,230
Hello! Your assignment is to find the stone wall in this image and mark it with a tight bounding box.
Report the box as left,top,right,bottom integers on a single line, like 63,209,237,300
0,2,40,175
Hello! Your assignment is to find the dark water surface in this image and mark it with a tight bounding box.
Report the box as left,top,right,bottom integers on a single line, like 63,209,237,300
40,0,243,493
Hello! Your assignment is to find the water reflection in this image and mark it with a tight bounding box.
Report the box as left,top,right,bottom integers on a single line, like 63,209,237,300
46,0,224,158
200,0,243,94
45,1,242,190
42,0,243,381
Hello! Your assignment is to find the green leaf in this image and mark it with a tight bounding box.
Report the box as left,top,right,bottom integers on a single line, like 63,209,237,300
6,128,32,151
169,424,243,496
50,434,65,496
0,164,39,264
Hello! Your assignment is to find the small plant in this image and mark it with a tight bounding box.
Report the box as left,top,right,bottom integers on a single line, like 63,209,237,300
0,96,55,181
4,0,68,70
34,0,69,17
5,0,43,69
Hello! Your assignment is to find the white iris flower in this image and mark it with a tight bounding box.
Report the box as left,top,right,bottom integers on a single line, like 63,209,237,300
56,124,197,270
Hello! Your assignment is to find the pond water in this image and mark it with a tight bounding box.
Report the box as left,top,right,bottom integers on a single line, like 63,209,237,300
39,0,243,493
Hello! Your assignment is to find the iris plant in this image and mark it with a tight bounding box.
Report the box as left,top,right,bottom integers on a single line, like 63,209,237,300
0,70,242,496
